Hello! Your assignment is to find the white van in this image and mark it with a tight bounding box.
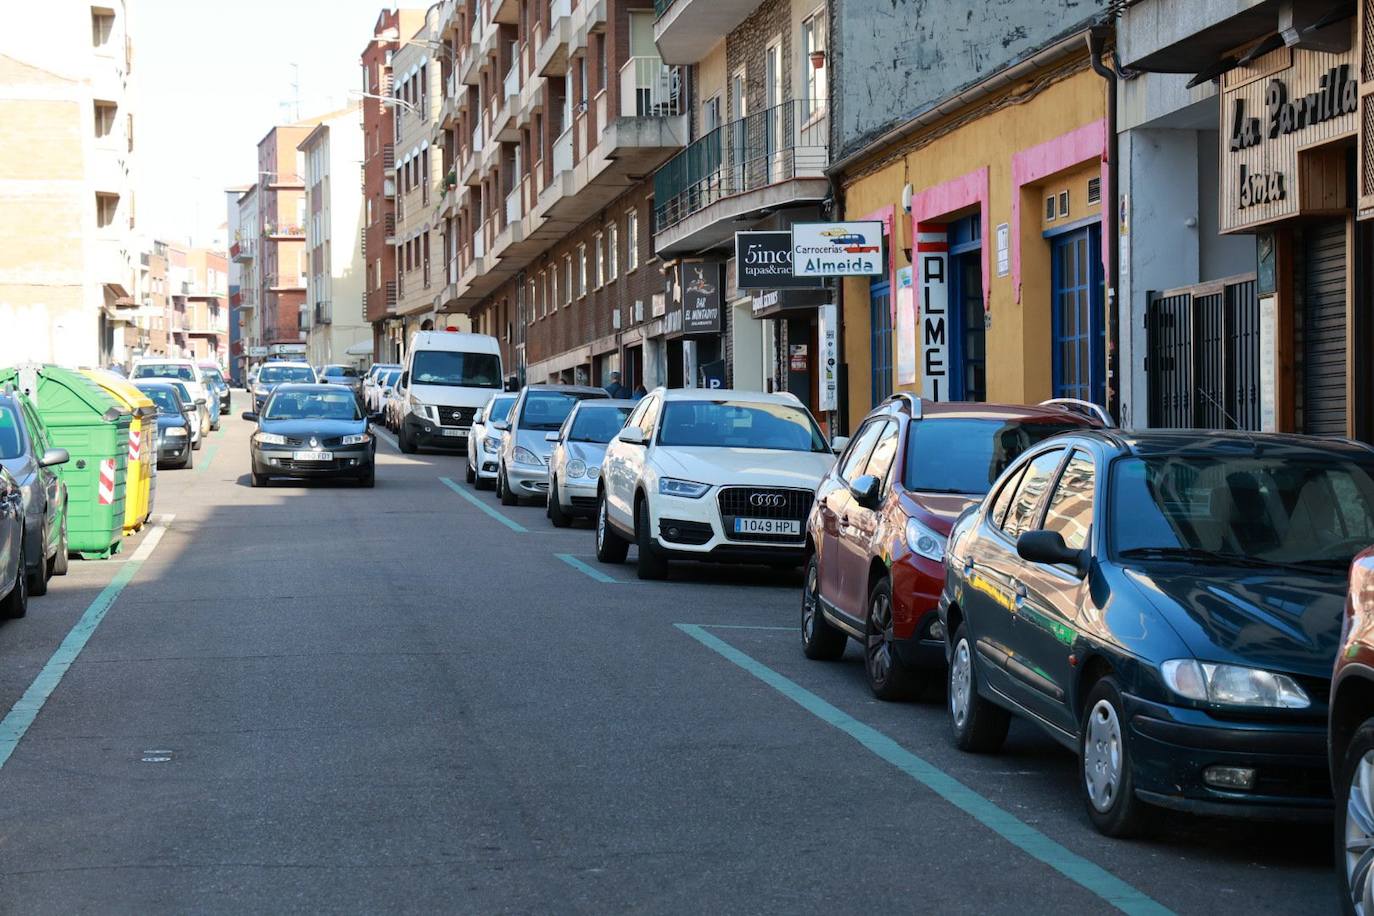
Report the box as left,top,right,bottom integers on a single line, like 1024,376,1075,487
398,331,504,452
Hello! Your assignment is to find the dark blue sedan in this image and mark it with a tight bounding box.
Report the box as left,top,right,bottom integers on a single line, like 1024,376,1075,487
243,384,375,488
939,429,1374,836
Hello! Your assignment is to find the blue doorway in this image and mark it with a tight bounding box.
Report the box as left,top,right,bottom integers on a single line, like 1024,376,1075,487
1050,223,1105,406
870,280,892,407
947,214,985,401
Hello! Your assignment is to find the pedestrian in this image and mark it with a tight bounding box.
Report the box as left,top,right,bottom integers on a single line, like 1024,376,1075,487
632,384,647,401
604,371,630,399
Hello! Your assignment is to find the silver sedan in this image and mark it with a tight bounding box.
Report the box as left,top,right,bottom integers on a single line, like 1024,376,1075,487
545,399,635,526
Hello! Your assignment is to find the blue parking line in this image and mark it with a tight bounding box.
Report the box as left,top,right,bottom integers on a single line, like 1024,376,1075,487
556,553,624,583
438,477,527,533
674,623,1173,916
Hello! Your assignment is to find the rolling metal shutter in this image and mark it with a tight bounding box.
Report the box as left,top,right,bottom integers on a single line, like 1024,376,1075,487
1301,221,1348,436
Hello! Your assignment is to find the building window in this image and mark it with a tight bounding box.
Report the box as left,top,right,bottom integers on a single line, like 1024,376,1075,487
93,101,116,138
801,10,827,121
527,279,537,324
91,8,114,47
563,255,573,305
625,208,639,271
577,243,587,296
606,221,618,281
592,232,604,288
95,192,118,228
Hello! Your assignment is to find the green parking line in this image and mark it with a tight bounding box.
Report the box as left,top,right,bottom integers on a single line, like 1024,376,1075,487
675,623,1173,916
556,553,625,583
438,477,527,532
194,443,217,473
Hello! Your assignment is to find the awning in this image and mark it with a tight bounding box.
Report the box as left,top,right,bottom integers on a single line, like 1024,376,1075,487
344,340,374,357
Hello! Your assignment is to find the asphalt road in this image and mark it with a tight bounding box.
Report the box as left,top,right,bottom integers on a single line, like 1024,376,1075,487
0,397,1338,913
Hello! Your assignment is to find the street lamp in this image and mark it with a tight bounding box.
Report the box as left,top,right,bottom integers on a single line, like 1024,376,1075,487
350,90,421,116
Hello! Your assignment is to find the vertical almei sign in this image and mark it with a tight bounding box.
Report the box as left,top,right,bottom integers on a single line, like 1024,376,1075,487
916,223,948,401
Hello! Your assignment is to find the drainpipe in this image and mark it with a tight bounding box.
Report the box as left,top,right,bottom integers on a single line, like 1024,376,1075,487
1088,24,1121,424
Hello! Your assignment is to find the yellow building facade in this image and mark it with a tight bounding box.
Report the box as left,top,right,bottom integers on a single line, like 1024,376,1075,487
837,52,1108,424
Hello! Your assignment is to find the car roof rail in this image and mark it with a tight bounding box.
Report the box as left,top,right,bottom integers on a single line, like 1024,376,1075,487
1039,398,1114,427
884,392,922,418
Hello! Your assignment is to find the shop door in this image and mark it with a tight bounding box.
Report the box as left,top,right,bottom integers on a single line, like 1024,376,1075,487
1302,220,1348,436
869,281,892,407
1051,224,1105,406
948,214,985,401
786,315,816,411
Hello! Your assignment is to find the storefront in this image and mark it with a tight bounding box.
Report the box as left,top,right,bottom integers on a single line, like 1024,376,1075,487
663,258,726,388
734,230,829,411
836,51,1108,425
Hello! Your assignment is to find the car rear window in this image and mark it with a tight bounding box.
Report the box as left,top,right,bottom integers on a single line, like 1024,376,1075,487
134,364,195,382
903,417,1083,495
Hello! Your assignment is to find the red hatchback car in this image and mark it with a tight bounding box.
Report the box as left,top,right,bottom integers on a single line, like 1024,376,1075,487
801,395,1103,699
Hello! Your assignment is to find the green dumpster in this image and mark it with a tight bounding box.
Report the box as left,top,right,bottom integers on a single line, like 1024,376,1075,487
0,367,131,559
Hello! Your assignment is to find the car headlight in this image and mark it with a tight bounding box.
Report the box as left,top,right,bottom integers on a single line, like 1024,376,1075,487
513,446,541,466
255,432,289,446
482,436,501,454
660,478,710,498
408,397,435,422
586,465,599,480
905,517,945,562
1160,659,1310,709
566,459,587,478
340,433,371,446
164,427,187,437
254,386,268,397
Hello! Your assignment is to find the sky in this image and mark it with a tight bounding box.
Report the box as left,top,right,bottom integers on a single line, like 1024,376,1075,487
133,0,407,249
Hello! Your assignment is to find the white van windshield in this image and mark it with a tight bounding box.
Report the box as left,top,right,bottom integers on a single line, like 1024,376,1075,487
411,351,501,389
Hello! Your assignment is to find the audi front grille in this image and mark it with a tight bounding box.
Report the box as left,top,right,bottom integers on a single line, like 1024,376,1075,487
716,487,813,543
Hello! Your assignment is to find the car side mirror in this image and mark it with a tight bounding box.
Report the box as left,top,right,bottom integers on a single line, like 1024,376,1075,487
847,473,881,510
545,431,560,442
196,398,207,406
39,447,69,468
491,420,510,432
831,435,850,454
400,371,409,387
1017,530,1087,576
504,378,519,392
241,411,258,422
618,427,646,446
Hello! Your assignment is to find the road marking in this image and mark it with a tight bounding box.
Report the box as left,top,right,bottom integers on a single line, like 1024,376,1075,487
438,477,527,533
675,623,1173,916
373,428,400,452
556,553,625,583
194,444,217,473
695,624,794,630
0,514,175,772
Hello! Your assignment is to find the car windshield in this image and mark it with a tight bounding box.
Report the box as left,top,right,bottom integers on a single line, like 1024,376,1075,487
139,387,182,414
265,390,362,421
568,405,632,443
201,369,225,384
658,400,828,452
324,366,358,378
904,418,1084,494
381,370,401,387
519,391,603,431
134,363,195,382
0,405,22,458
1111,453,1374,569
410,350,500,388
485,396,516,425
259,365,315,384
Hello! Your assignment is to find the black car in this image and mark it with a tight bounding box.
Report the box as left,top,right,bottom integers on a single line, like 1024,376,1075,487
939,429,1374,836
0,465,26,619
0,391,69,596
243,384,375,487
133,381,194,469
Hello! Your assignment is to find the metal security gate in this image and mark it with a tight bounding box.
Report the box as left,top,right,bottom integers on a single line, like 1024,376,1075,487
1146,275,1260,429
1301,221,1348,436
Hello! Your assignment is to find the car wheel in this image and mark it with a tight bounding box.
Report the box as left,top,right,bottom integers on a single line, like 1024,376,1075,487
399,426,416,454
865,578,920,700
251,471,267,488
50,521,69,577
1338,720,1374,916
948,624,1010,753
635,499,669,580
183,447,194,469
801,554,846,660
499,466,518,506
474,470,491,491
1080,676,1150,838
595,492,629,564
26,551,47,597
358,465,376,488
192,436,202,451
465,458,476,484
2,537,28,619
548,478,572,528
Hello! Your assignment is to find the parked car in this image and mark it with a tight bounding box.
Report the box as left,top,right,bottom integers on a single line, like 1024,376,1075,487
397,331,503,453
384,374,409,433
166,380,207,450
366,368,401,419
940,429,1374,837
0,466,27,618
132,358,211,438
545,399,634,526
198,362,232,416
251,361,317,413
243,384,375,487
466,392,517,489
0,390,69,596
1329,547,1374,913
801,395,1101,699
320,363,364,404
596,388,836,580
133,381,195,469
493,385,608,506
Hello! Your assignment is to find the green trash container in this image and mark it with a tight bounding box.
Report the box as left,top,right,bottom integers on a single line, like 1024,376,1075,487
0,366,131,559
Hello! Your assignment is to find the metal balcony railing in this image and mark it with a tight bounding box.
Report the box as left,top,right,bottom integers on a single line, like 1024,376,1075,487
620,57,682,117
383,213,396,237
384,280,397,308
382,143,395,170
653,98,828,232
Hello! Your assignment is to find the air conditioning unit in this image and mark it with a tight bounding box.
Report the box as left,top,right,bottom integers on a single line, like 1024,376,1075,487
612,307,622,329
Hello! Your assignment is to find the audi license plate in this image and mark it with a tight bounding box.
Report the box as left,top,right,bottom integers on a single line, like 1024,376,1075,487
734,518,800,536
293,450,333,461
440,428,466,437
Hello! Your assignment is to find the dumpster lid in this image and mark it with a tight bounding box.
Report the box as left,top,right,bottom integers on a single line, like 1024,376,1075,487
81,368,158,419
6,365,131,420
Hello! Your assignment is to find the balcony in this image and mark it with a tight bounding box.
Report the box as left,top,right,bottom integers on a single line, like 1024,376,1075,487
570,0,607,52
653,0,763,65
552,126,573,174
652,99,828,254
266,273,307,291
266,173,306,190
382,143,395,170
263,222,305,241
383,213,397,244
383,176,396,198
536,0,572,76
230,239,255,262
620,57,683,118
314,301,332,326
